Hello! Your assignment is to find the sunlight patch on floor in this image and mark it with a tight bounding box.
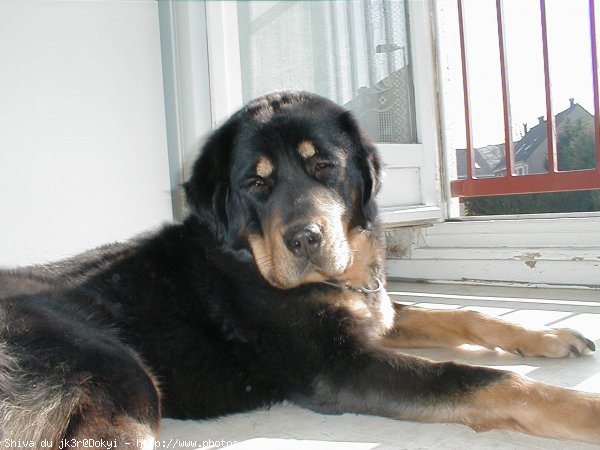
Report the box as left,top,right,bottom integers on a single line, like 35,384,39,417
226,439,378,450
575,372,600,393
555,313,600,341
500,309,573,328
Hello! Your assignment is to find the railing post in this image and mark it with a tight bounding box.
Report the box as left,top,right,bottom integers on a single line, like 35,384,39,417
457,0,475,180
539,0,558,173
589,0,600,171
496,0,515,177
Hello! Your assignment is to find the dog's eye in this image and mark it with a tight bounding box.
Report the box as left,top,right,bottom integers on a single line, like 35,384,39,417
245,177,270,193
314,162,334,179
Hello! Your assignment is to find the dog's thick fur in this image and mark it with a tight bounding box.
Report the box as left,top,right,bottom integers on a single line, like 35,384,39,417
1,92,599,447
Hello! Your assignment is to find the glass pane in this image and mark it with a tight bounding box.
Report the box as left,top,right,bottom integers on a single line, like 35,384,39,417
237,0,417,143
503,0,548,175
462,0,506,177
546,0,597,171
436,0,467,184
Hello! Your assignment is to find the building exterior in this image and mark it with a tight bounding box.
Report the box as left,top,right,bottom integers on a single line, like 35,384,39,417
457,99,594,179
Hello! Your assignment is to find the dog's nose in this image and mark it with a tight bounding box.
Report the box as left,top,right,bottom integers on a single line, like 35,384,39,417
284,224,323,257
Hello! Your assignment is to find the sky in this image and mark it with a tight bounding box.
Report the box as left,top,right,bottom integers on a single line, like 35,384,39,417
439,0,596,148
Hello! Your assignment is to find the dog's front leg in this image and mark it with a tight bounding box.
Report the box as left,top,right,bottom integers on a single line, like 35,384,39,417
383,303,595,358
295,351,600,443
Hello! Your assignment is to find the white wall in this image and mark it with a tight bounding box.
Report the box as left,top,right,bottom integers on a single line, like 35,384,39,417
0,1,173,266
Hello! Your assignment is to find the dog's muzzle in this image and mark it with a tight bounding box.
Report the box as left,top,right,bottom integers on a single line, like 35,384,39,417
284,223,323,258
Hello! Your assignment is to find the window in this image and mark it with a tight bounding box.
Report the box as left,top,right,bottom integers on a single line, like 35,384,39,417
159,0,600,286
237,1,417,144
438,0,600,216
203,0,444,224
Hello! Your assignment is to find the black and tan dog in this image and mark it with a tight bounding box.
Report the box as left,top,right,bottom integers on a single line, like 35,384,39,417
0,92,598,447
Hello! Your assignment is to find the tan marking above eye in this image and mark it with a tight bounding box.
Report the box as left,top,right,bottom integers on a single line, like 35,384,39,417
256,157,274,178
298,141,317,159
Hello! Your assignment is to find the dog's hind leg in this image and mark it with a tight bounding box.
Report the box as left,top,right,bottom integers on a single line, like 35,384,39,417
0,297,160,449
60,350,160,450
0,343,160,450
0,342,160,450
0,342,80,447
454,370,600,443
299,351,600,443
383,303,595,358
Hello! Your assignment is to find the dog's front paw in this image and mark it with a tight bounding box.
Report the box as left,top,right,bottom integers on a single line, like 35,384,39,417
512,328,596,358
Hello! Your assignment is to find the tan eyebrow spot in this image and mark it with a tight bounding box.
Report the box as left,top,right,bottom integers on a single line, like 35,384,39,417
298,141,317,159
256,156,274,178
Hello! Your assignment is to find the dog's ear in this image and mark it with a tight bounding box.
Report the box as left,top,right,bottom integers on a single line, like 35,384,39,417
184,120,246,247
339,111,382,225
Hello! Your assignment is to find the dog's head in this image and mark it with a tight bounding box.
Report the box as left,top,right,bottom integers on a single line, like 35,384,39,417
185,92,382,289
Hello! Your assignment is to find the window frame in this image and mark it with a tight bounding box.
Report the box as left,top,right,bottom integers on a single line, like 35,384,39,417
377,0,445,225
158,0,213,220
159,0,600,287
160,0,446,225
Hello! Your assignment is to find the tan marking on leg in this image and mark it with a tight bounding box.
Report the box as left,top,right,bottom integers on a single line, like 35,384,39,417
256,157,274,178
384,305,594,358
395,371,600,443
298,140,317,159
457,374,600,443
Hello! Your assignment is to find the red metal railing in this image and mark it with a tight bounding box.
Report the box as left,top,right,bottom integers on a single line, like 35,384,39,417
451,0,600,198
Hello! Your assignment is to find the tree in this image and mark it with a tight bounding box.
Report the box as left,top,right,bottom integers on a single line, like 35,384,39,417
557,118,595,171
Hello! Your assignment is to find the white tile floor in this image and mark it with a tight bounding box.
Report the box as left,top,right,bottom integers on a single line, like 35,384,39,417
159,282,600,449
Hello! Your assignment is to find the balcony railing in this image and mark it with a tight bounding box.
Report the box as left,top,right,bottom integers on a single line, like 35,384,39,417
450,0,600,198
